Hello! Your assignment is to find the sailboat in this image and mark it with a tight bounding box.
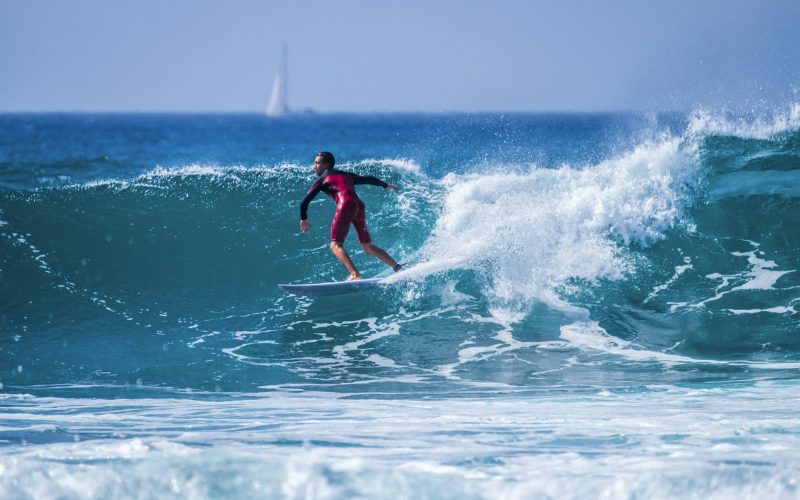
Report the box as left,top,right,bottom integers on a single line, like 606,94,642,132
266,44,289,117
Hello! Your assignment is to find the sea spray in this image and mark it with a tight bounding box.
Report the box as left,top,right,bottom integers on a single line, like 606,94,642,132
416,137,699,317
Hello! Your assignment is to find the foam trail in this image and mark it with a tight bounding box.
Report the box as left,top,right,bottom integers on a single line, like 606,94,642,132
560,321,800,370
668,241,797,312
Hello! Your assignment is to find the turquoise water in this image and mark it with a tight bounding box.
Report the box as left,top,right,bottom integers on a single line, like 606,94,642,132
1,110,800,497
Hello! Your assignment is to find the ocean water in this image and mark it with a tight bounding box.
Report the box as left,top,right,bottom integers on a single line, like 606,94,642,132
1,110,800,498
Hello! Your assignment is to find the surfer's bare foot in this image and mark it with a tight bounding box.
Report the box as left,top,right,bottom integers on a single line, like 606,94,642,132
347,273,361,281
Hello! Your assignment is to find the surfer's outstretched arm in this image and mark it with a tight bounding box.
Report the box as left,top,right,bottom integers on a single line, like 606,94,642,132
348,172,386,187
347,172,399,191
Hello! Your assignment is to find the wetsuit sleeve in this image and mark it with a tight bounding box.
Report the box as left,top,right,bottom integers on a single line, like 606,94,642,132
346,171,388,188
300,179,324,220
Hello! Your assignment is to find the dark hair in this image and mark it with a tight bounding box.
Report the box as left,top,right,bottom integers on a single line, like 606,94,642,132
316,151,335,167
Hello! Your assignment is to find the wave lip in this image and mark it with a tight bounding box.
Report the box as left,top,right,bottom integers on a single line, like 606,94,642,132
687,103,800,140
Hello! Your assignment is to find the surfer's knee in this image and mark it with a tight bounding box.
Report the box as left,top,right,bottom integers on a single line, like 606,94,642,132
330,241,343,252
360,242,377,255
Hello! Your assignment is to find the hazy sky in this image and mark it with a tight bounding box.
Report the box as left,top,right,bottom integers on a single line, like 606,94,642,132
2,0,799,113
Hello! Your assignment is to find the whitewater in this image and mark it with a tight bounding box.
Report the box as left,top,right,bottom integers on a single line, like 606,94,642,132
1,109,800,498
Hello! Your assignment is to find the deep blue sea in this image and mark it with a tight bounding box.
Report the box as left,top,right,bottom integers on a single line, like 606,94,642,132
2,110,800,498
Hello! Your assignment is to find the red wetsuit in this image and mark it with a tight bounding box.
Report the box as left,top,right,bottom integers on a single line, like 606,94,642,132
300,169,388,243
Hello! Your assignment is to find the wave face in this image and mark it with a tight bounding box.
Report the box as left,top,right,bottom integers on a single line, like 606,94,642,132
2,111,800,497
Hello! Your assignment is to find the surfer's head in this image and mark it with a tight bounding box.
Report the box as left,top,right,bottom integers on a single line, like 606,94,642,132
315,151,335,175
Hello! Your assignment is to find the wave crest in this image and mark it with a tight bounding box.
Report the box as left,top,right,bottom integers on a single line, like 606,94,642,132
413,138,698,314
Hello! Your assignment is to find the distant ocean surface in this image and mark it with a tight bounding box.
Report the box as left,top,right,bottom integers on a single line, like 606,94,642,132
2,110,800,498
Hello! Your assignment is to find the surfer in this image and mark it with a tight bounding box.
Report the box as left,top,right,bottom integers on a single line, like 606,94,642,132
300,152,402,280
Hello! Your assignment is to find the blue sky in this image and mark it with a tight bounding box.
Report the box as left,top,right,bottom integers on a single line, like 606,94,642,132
2,0,799,112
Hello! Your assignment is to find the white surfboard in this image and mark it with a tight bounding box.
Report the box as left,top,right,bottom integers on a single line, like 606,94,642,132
279,277,386,297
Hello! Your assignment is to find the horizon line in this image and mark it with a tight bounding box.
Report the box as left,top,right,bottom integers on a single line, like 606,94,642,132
0,108,687,116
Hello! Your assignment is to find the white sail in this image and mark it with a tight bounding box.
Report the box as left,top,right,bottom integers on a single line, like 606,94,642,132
266,45,288,117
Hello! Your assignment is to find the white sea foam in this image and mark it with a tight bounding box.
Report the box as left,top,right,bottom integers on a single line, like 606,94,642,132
3,387,800,499
728,306,795,315
415,138,697,317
